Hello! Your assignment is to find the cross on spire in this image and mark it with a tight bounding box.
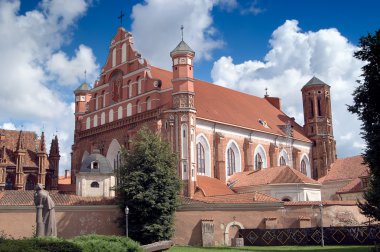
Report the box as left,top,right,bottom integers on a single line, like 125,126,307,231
180,25,184,41
84,70,87,83
118,10,125,26
265,87,269,97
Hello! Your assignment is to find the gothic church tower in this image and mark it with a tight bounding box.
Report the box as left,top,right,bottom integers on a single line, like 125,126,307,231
170,36,196,198
301,77,336,179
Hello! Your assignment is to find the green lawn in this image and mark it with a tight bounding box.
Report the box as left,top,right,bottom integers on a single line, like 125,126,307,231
169,245,374,252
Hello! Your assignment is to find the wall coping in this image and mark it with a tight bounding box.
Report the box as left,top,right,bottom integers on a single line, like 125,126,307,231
0,204,119,212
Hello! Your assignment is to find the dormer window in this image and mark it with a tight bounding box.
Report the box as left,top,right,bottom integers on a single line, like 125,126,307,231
91,161,99,169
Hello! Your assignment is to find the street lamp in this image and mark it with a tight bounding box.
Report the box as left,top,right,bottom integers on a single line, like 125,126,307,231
319,203,325,247
125,206,129,237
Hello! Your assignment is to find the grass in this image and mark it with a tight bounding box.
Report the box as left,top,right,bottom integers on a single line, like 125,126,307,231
169,245,374,252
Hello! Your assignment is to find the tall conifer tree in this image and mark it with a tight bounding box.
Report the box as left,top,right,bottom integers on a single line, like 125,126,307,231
348,30,380,219
115,127,180,244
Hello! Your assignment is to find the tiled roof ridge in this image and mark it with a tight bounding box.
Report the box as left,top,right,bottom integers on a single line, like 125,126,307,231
284,200,357,206
287,166,320,184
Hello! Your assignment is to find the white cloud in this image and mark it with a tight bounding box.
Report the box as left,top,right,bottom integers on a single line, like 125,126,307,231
130,0,224,69
1,123,16,130
47,44,99,86
211,20,364,158
0,0,95,174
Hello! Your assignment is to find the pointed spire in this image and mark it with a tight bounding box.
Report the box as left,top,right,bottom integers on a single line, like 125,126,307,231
49,135,60,157
39,132,46,152
17,130,24,150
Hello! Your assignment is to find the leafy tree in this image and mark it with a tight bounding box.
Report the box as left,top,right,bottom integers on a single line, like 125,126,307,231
348,30,380,219
115,127,181,244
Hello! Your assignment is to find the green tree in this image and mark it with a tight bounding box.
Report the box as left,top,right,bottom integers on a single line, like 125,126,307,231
348,30,380,219
115,127,181,244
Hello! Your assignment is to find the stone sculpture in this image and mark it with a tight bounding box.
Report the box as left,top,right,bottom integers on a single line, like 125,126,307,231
34,183,57,237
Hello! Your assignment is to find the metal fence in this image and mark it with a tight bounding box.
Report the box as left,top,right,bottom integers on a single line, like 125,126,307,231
239,225,380,246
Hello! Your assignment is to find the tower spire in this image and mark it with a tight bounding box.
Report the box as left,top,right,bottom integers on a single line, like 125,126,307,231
39,131,46,152
181,25,184,41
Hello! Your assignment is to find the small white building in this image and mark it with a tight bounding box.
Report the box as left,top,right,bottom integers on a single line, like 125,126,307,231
76,149,115,197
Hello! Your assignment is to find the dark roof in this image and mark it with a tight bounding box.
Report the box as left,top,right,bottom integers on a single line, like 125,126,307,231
79,150,113,173
74,82,90,92
303,76,328,87
170,40,194,56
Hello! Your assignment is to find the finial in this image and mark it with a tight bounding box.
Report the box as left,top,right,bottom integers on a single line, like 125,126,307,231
84,70,87,83
180,25,184,41
265,87,269,97
118,10,125,26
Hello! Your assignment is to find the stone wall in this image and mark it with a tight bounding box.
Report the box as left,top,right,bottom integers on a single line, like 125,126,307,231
0,205,123,238
173,203,368,246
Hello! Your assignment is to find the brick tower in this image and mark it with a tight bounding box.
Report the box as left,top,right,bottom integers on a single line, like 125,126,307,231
170,35,196,198
301,77,336,179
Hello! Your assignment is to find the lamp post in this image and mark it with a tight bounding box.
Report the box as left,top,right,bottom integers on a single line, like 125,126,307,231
319,203,324,247
125,206,129,237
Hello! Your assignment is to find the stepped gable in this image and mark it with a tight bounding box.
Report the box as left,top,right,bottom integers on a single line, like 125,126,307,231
196,175,234,197
0,190,114,206
0,129,43,167
149,67,310,142
318,156,367,183
230,166,319,188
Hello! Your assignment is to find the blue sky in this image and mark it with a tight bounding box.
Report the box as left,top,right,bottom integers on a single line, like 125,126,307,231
1,0,379,172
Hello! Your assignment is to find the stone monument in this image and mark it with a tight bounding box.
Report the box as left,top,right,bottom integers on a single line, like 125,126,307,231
34,183,57,237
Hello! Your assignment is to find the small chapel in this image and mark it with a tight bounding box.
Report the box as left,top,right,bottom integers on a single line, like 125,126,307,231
70,26,367,202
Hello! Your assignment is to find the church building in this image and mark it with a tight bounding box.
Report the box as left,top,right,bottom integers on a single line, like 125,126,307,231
0,129,60,190
71,26,340,200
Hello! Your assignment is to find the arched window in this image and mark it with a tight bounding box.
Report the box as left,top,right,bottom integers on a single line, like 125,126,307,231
317,97,322,116
93,115,98,127
196,134,211,177
278,149,289,166
309,98,314,118
121,43,127,63
128,81,132,98
137,77,142,95
255,153,263,170
137,100,141,113
86,117,91,129
25,174,37,190
146,97,151,110
227,148,235,176
197,143,205,175
301,159,307,175
94,93,99,110
254,144,267,170
127,103,132,116
91,181,99,188
100,112,105,125
118,106,123,119
282,197,291,202
109,109,114,122
102,91,106,108
5,173,15,190
112,48,116,67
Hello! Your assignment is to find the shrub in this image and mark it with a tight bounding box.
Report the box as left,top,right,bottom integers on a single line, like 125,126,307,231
70,234,143,252
0,237,81,252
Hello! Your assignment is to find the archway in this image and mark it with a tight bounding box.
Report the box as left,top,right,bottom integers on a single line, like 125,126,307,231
224,221,244,245
106,139,122,170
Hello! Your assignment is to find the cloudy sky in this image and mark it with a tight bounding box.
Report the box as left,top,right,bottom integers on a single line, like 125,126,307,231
0,0,379,174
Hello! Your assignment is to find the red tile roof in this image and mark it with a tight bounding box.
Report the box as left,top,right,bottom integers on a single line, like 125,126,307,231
192,191,280,204
58,176,71,185
0,191,115,206
284,200,357,206
229,166,319,188
196,175,234,196
149,67,310,143
336,169,369,194
318,156,368,183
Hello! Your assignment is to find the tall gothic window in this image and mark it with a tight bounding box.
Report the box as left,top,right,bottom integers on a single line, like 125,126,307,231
227,148,236,176
301,160,307,175
309,98,314,118
280,156,286,166
255,153,262,170
317,97,322,116
197,143,205,175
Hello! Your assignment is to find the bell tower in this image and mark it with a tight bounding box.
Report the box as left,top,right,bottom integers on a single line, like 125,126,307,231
74,82,91,134
170,29,196,198
301,77,336,179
